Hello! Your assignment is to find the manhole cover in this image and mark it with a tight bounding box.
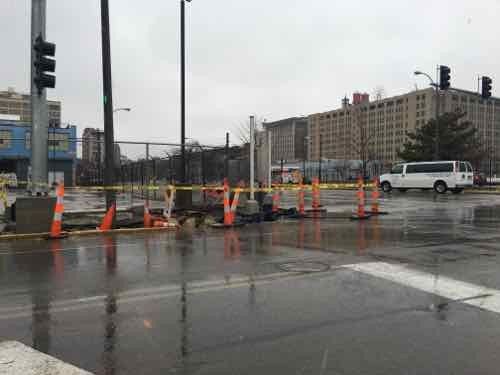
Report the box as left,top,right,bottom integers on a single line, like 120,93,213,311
278,261,330,273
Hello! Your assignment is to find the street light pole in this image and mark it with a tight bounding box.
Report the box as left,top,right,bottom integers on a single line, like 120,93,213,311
319,134,323,182
31,0,49,196
180,0,191,183
303,136,309,182
415,70,439,160
249,115,255,200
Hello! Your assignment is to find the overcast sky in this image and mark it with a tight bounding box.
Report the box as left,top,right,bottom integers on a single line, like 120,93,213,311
1,0,499,148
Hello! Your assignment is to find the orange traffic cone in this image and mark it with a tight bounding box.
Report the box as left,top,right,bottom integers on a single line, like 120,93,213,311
99,203,116,231
49,183,67,239
351,175,370,220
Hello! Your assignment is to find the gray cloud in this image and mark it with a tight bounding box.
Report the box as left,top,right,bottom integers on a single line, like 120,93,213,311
1,0,499,151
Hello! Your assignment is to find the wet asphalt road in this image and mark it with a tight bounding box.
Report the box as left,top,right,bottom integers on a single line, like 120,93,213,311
2,191,500,374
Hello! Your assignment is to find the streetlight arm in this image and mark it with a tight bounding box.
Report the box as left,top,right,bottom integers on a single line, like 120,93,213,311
414,71,435,86
113,107,131,113
414,69,440,160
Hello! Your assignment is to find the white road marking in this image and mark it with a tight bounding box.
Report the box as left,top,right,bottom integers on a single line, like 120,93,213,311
343,262,499,314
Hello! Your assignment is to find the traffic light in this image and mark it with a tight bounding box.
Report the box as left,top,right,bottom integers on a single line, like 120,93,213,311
33,34,56,94
482,76,492,99
439,65,451,90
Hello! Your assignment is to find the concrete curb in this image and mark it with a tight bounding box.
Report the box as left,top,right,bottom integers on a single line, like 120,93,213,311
0,225,178,241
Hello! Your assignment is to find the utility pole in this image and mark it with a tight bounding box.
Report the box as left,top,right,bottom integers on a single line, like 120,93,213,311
180,0,187,183
101,0,116,211
319,134,323,182
145,143,150,205
267,131,272,188
434,65,440,161
249,116,255,200
224,132,229,179
30,0,48,195
280,159,284,184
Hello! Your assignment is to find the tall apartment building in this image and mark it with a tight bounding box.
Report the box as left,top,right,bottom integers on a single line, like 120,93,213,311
82,127,121,166
0,87,61,127
308,88,500,172
82,128,105,164
263,117,308,163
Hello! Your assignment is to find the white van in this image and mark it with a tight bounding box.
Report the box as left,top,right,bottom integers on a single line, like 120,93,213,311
379,161,474,194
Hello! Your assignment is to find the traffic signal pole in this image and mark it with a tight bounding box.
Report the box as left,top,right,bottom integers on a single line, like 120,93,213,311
30,0,49,195
434,76,440,161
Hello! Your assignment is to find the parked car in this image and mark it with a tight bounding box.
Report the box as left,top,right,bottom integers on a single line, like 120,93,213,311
379,161,474,194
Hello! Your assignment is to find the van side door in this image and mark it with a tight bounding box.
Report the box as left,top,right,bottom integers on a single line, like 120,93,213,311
390,164,404,188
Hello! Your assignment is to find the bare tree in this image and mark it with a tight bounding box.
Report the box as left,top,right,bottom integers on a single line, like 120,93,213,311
373,86,386,101
351,108,375,181
336,159,351,181
233,116,265,145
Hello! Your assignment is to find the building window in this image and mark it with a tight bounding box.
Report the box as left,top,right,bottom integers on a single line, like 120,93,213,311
0,130,12,149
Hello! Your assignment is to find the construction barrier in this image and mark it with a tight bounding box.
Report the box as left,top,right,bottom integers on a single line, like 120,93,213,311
49,183,67,239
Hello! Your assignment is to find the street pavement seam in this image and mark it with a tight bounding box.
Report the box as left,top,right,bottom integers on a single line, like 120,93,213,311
3,261,500,322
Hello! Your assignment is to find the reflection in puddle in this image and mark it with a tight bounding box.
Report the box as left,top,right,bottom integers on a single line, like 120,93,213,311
224,229,240,259
103,236,117,375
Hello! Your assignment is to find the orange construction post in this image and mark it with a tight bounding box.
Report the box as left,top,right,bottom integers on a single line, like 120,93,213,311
230,185,241,223
272,190,280,213
312,177,320,210
99,203,116,231
297,180,305,215
49,183,66,239
356,176,366,219
223,178,232,225
144,203,153,228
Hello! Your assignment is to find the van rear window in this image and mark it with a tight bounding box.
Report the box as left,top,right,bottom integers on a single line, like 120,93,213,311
406,163,453,173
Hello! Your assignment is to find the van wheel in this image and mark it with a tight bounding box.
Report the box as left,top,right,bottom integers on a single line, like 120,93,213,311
434,181,448,194
381,181,392,192
451,188,463,194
